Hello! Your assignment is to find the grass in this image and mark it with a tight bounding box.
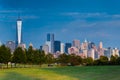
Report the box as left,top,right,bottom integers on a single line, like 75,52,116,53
0,66,120,80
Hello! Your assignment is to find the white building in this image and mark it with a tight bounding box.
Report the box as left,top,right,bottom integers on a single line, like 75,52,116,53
45,41,51,53
88,49,95,60
42,44,49,54
68,47,79,55
112,48,119,56
60,43,65,54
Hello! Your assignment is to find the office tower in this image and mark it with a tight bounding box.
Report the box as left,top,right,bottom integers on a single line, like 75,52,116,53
88,48,95,60
46,41,51,53
6,41,15,53
61,43,65,54
99,41,103,49
98,41,104,57
47,33,54,53
42,44,49,54
88,42,95,49
16,17,22,47
73,39,80,49
81,39,88,50
65,43,72,54
54,41,61,53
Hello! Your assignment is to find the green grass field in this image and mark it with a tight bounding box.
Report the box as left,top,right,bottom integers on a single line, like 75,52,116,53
0,66,120,80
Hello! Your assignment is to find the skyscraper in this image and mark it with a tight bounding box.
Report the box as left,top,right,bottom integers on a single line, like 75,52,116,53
16,17,22,47
54,41,61,53
65,43,72,54
73,39,80,49
47,33,54,53
61,43,65,53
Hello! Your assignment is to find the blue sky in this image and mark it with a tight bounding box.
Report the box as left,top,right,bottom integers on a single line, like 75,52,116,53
0,0,120,48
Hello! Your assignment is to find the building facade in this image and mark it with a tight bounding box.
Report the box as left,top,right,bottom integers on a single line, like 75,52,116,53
65,43,72,54
54,41,61,53
16,17,22,47
47,33,54,53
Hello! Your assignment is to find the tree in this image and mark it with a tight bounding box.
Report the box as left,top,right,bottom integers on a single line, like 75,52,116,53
12,47,26,67
26,46,34,64
99,56,108,65
39,50,46,66
33,49,40,64
85,57,94,65
116,57,120,65
110,55,117,65
58,53,69,66
0,45,11,68
46,53,54,64
68,54,81,66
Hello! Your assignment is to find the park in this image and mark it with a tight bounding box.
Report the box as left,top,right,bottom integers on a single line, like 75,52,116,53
0,66,120,80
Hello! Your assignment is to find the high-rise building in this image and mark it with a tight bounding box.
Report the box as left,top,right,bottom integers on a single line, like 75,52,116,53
6,41,15,53
99,41,103,49
42,44,49,54
73,39,80,49
61,43,65,54
47,33,54,53
65,43,72,54
54,41,61,53
45,41,51,53
16,17,22,47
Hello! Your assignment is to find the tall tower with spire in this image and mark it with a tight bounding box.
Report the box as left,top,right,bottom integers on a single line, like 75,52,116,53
16,16,22,47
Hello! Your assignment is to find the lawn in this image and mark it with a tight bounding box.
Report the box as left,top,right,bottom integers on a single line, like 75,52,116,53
0,66,120,80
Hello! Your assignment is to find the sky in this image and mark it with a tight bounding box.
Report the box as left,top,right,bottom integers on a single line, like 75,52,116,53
0,0,120,48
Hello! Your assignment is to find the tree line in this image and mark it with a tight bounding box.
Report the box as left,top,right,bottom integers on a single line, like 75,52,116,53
0,45,120,68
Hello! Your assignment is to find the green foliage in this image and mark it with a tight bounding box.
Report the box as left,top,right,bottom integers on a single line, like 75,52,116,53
12,47,26,64
99,56,108,65
26,46,34,64
46,53,54,64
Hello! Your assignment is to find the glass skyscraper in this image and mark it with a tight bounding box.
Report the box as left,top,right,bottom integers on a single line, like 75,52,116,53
16,17,22,46
65,43,72,54
54,41,61,53
47,33,54,53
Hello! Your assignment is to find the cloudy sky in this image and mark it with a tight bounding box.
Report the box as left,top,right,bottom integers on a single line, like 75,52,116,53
0,0,120,48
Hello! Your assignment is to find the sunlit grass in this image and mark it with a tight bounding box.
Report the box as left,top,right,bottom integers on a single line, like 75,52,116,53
0,66,120,80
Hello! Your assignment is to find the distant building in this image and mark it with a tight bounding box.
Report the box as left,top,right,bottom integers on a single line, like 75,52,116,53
61,43,65,54
88,42,95,50
16,17,22,47
42,44,49,54
73,39,80,49
6,41,15,53
65,43,72,54
104,48,112,60
47,33,54,53
112,48,119,56
54,41,61,53
40,46,43,51
88,49,95,60
18,43,26,50
45,41,51,53
68,47,79,55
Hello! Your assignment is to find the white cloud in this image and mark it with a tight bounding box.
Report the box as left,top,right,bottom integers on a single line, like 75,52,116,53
61,12,120,19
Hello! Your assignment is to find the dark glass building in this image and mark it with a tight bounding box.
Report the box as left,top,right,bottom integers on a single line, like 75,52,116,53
47,33,54,53
54,41,61,53
65,43,72,54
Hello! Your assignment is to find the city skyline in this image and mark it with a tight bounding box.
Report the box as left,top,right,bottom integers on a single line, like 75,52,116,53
0,0,120,48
